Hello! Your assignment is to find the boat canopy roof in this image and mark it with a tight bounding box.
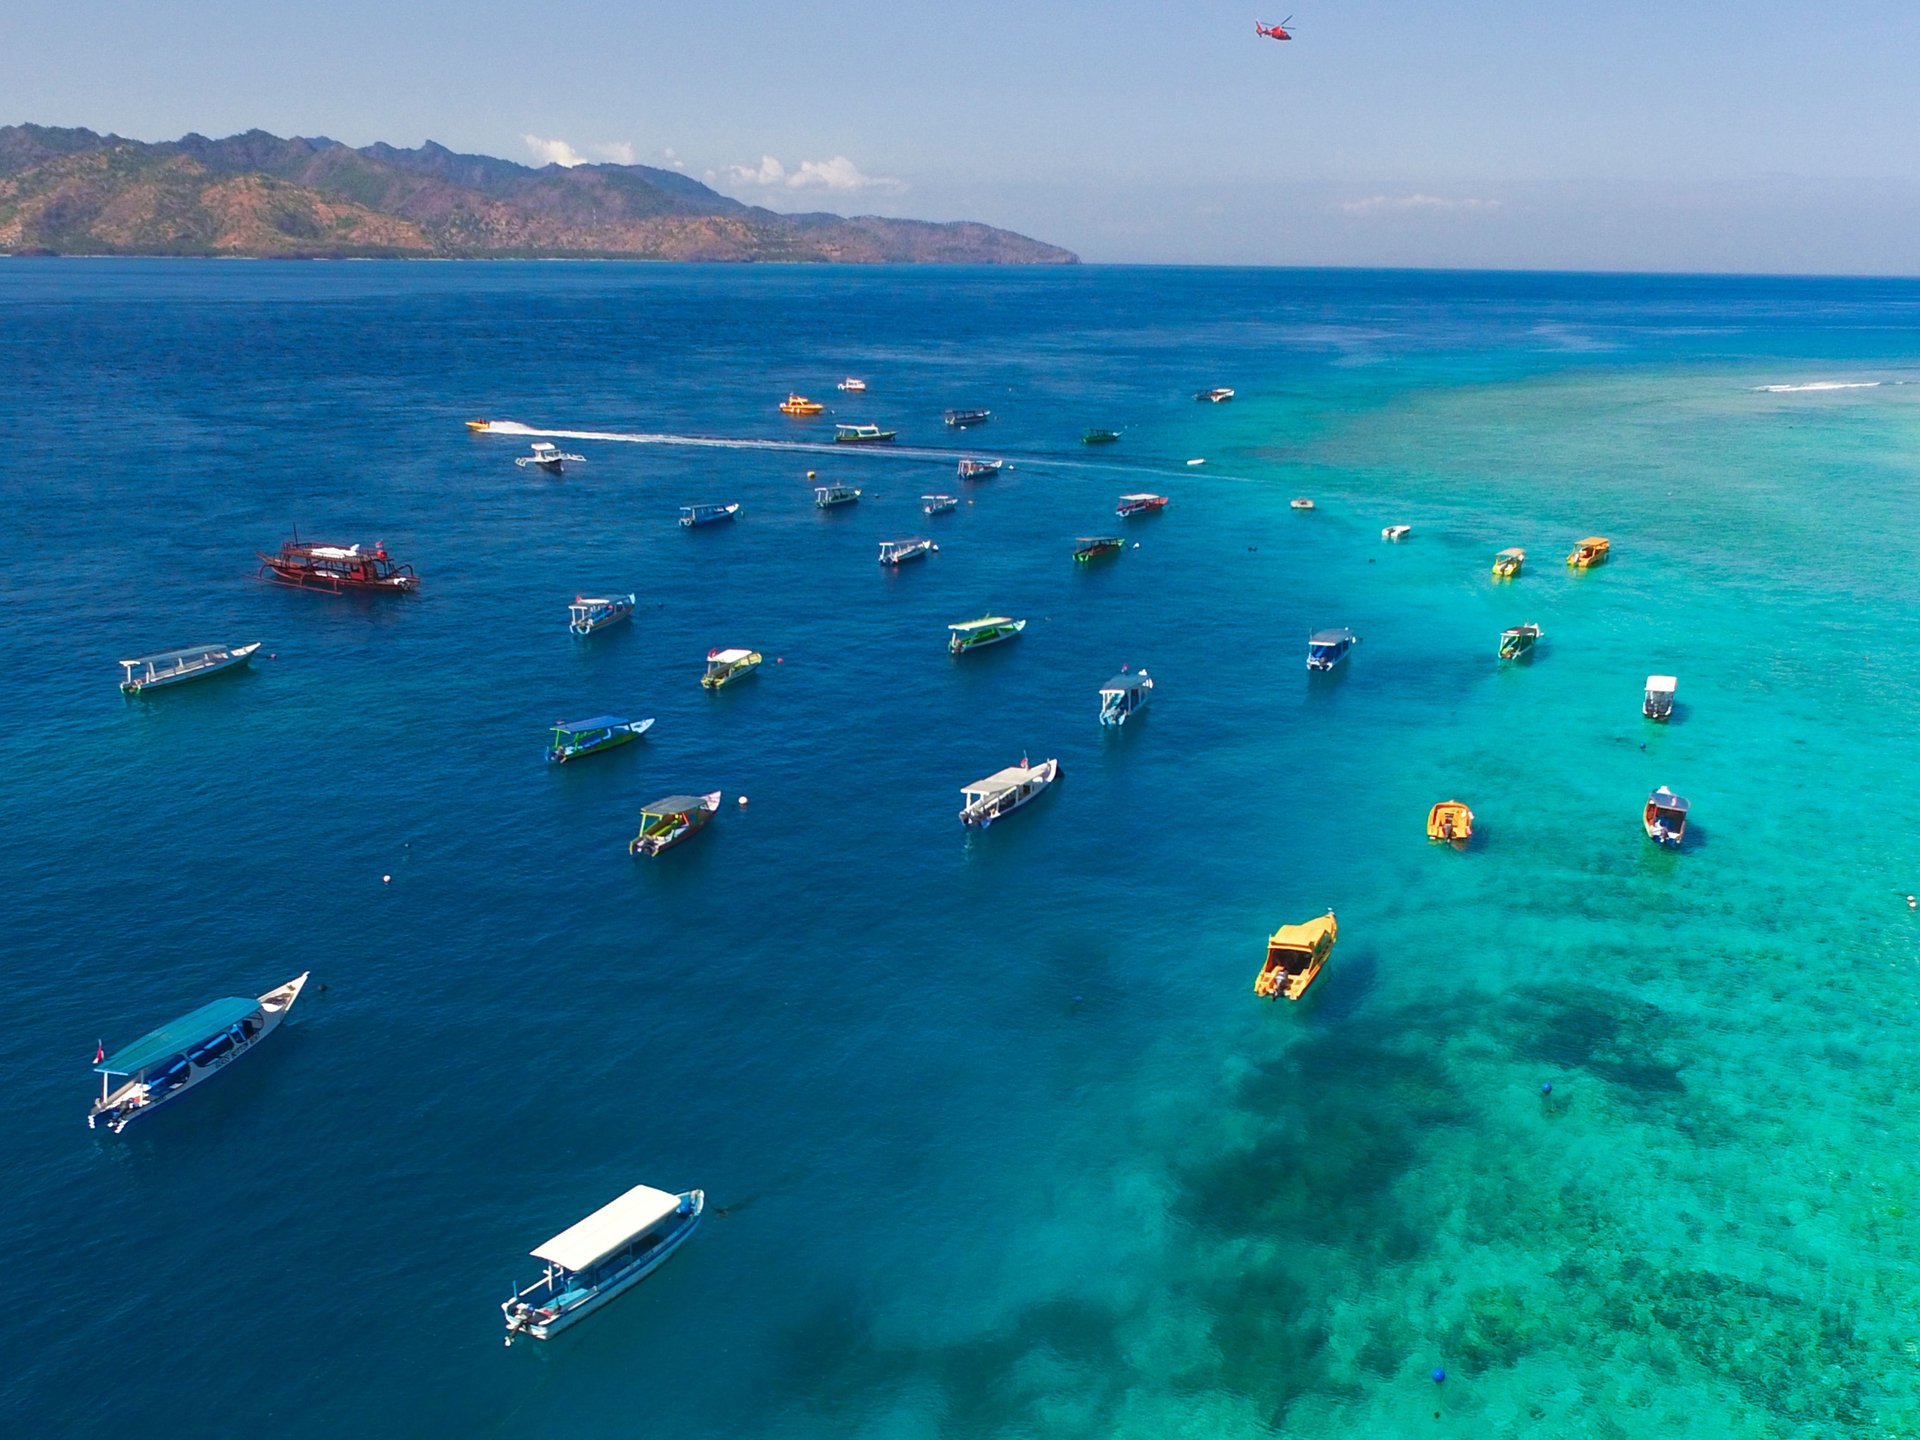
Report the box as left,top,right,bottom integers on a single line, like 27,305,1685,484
964,763,1046,797
1576,536,1610,547
1496,547,1525,558
1649,787,1691,812
949,616,1012,632
306,544,364,559
1118,493,1163,502
641,794,711,817
709,647,756,665
556,715,628,733
100,996,260,1075
1267,916,1331,952
1309,628,1356,645
121,644,228,667
532,1184,683,1272
1100,673,1146,692
1646,675,1678,691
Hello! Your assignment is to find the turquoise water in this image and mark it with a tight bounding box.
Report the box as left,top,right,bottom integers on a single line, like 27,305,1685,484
5,262,1920,1436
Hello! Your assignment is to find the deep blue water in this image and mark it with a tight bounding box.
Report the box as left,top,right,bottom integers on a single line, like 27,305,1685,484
5,261,1920,1437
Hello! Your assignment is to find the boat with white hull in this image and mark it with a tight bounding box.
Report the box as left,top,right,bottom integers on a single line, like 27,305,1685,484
88,972,310,1133
119,642,261,694
503,1184,705,1343
959,758,1059,827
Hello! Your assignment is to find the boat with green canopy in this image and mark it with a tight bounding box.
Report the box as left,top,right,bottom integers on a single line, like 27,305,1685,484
87,973,310,1133
548,715,653,764
948,615,1026,654
629,792,722,855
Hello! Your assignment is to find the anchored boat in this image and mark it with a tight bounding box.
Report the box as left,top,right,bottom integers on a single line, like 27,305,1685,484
1116,493,1168,517
1290,498,1316,511
679,503,741,528
1427,801,1474,845
834,423,896,444
88,972,310,1133
957,458,1004,481
1254,911,1337,1001
516,442,585,473
1306,627,1358,671
548,715,652,764
1083,429,1121,444
878,538,938,566
1074,536,1125,562
701,648,762,689
944,408,992,428
1498,622,1543,660
1098,669,1153,726
779,393,826,416
259,538,419,594
503,1184,704,1344
1567,536,1611,568
1644,674,1677,721
1644,786,1689,847
1492,547,1525,578
119,642,261,695
568,594,635,636
1195,386,1236,403
959,758,1059,827
1381,524,1413,541
837,377,867,393
814,484,862,508
922,494,959,515
948,615,1026,654
629,792,722,855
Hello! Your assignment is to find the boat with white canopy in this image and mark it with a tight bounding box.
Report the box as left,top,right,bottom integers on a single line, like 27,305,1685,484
502,1184,705,1343
119,642,260,694
959,758,1059,827
516,442,585,473
1307,628,1359,671
878,538,938,566
814,484,862,508
701,648,761,689
629,793,722,855
1644,675,1677,721
922,494,959,515
568,594,635,636
1098,669,1153,726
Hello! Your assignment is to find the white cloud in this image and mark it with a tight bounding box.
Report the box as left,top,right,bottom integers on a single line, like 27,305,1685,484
592,141,636,166
721,153,901,193
524,134,587,168
1338,194,1501,216
661,147,686,171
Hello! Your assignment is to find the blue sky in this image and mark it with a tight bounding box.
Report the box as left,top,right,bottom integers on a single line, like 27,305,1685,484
10,0,1920,271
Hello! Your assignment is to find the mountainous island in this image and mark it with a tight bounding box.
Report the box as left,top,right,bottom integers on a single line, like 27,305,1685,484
0,124,1077,263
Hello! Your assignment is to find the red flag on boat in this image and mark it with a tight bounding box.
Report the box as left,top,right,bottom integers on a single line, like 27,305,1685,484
93,1041,104,1064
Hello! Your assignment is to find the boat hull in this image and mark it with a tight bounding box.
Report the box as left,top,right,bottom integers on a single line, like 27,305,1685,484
120,643,261,694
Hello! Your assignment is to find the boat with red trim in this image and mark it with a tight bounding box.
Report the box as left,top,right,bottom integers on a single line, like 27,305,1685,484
258,537,419,594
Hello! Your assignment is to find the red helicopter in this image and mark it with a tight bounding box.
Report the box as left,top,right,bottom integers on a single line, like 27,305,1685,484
1255,16,1294,40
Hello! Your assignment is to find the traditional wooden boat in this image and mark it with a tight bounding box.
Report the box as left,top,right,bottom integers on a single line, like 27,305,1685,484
516,442,585,473
1492,547,1525,578
701,647,762,689
568,594,635,636
548,715,653,764
837,377,867,393
1644,786,1689,847
1098,669,1153,726
814,484,862,508
1254,911,1337,1001
922,493,959,515
1083,429,1121,444
87,973,310,1133
1074,536,1125,562
1567,536,1611,568
119,642,261,695
504,1185,705,1343
834,423,896,444
948,615,1026,654
958,758,1059,827
1498,622,1543,660
1644,674,1677,721
944,408,992,427
779,393,826,416
1116,493,1168,517
259,537,419,594
629,792,722,855
1427,801,1474,845
957,457,1004,481
1307,627,1358,671
679,503,741,528
1195,386,1236,403
1290,498,1315,510
879,538,938,566
1381,524,1413,541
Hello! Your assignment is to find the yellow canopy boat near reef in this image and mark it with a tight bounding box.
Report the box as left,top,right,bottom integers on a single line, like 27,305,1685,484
1566,536,1611,568
1427,801,1474,845
1254,911,1337,1002
1492,546,1525,578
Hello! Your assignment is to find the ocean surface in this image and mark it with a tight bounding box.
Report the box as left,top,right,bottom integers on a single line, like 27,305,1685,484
4,260,1920,1438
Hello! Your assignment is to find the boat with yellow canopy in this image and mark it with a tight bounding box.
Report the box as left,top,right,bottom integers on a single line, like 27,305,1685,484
1566,536,1611,568
1254,910,1337,1001
1426,801,1473,845
1492,547,1525,578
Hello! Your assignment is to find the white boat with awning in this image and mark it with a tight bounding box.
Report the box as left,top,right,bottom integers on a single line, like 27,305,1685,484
516,442,585,473
1644,675,1677,721
503,1184,705,1343
959,758,1059,827
119,642,261,694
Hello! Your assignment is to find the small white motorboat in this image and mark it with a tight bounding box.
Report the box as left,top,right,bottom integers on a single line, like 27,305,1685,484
516,442,586,473
119,642,261,694
503,1184,705,1343
1382,524,1412,541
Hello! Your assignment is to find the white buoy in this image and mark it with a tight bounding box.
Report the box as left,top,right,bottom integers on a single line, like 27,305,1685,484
382,874,392,884
738,795,749,807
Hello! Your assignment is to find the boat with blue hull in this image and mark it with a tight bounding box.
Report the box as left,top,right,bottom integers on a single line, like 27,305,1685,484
1307,628,1359,671
119,642,261,694
548,715,653,764
568,594,635,636
1098,669,1153,726
87,973,310,1133
503,1185,705,1343
680,503,741,528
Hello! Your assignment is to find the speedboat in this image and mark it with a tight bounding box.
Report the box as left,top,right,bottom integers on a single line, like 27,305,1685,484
837,377,867,393
119,642,261,694
504,1185,704,1343
813,484,862,508
1195,386,1235,403
465,419,493,433
878,538,938,566
1116,493,1168,517
88,973,310,1133
1381,524,1412,541
1498,622,1543,660
1074,536,1124,562
701,648,762,689
779,393,826,416
1098,669,1153,726
958,458,1004,481
548,715,652,764
1492,547,1525,578
568,594,635,636
629,793,722,855
1306,628,1358,671
1567,536,1611,568
516,442,585,473
834,423,896,444
679,503,741,527
1427,801,1474,845
1290,498,1315,511
922,494,959,515
948,615,1026,654
259,537,419,594
958,758,1058,827
944,408,992,427
1644,786,1689,847
1644,675,1677,721
1254,911,1337,1001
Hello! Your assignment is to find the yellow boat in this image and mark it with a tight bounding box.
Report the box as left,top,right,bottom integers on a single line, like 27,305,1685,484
1491,546,1524,578
465,419,492,433
1254,910,1337,1002
779,393,826,416
1566,536,1611,568
1427,800,1474,845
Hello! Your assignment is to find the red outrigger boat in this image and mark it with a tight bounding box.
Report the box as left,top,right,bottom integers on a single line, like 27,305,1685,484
258,537,419,594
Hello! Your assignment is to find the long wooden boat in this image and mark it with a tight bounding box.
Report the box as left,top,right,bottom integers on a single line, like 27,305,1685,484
1427,801,1474,845
948,615,1026,654
834,423,896,444
629,792,722,855
1116,493,1168,517
259,538,419,594
1644,786,1689,847
87,973,310,1133
779,393,826,416
922,494,959,515
701,648,762,689
1098,669,1153,726
680,503,741,528
1498,622,1543,660
878,538,938,566
959,758,1059,827
119,642,260,694
957,458,1004,481
569,594,635,636
1254,912,1337,1001
548,715,653,764
1492,546,1525,578
1074,536,1124,562
944,408,992,428
504,1185,705,1343
1567,536,1611,568
814,484,862,508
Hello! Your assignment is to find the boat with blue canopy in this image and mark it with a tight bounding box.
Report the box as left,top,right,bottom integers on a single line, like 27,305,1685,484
119,642,261,694
87,973,310,1133
503,1183,705,1343
680,503,741,528
568,594,635,636
1098,669,1153,726
1307,628,1359,671
548,715,653,764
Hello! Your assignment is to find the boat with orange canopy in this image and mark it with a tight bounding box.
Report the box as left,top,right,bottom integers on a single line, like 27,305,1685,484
1253,911,1337,1001
1426,801,1474,845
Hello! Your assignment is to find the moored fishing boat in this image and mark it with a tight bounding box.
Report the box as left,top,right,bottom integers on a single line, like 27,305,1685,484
516,442,585,473
548,715,653,764
1083,428,1121,444
1644,786,1689,847
1116,493,1168,517
779,393,826,416
834,423,896,444
701,648,762,689
944,408,992,428
503,1185,705,1343
87,972,310,1133
1306,627,1358,671
1195,386,1235,403
629,792,722,855
957,457,1004,481
568,594,635,636
922,493,959,515
259,537,419,594
679,503,741,528
1567,536,1612,568
958,758,1059,827
1644,674,1677,721
1254,911,1337,1001
1492,546,1525,578
813,484,862,508
948,615,1026,654
1074,536,1125,562
1290,498,1315,510
837,377,867,393
119,642,261,694
878,538,938,565
1498,622,1543,660
1426,801,1474,844
1098,669,1153,726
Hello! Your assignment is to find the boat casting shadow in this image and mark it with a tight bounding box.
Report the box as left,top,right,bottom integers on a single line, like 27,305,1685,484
1297,943,1380,1026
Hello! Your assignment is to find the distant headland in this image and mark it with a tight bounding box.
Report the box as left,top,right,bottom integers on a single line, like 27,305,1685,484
0,124,1077,264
